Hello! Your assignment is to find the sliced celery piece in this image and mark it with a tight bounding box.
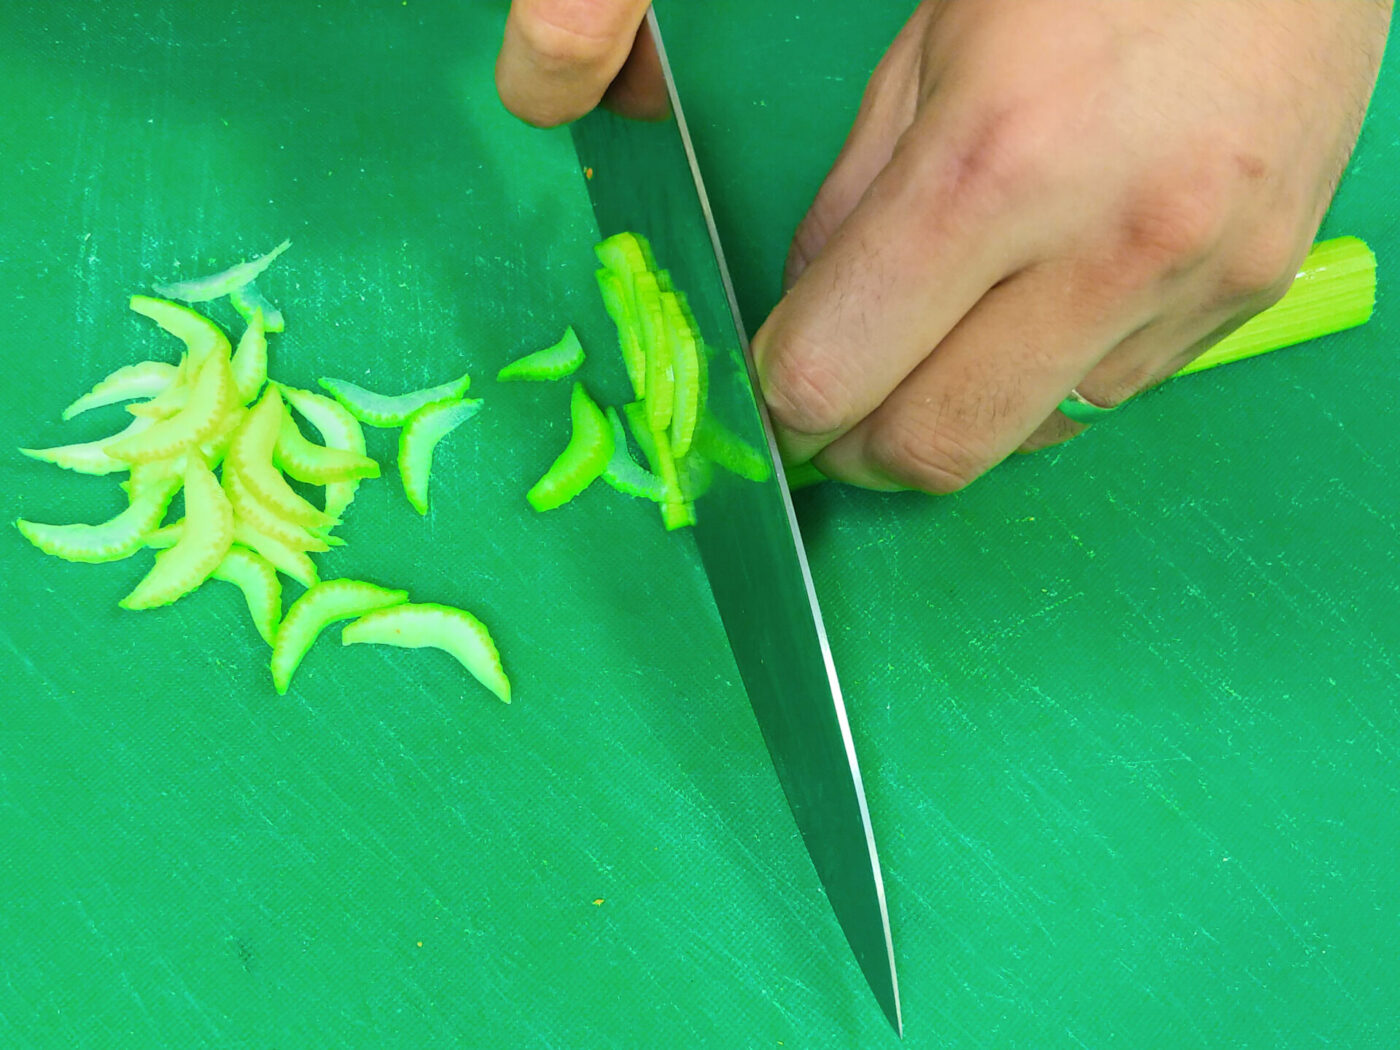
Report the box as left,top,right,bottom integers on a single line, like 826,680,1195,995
62,361,178,421
16,476,180,564
661,291,700,457
231,310,268,405
276,383,369,520
223,463,331,552
230,281,285,333
527,383,614,512
233,517,319,588
274,411,380,486
623,401,694,530
20,416,154,475
153,240,291,303
631,270,673,433
497,326,586,382
342,602,510,704
121,456,234,610
596,268,646,398
211,545,282,646
398,398,484,515
318,372,472,428
128,295,232,371
692,411,773,484
271,579,409,694
601,406,665,503
105,351,238,465
228,387,336,530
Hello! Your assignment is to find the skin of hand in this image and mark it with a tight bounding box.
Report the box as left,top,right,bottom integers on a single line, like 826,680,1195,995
498,1,1392,493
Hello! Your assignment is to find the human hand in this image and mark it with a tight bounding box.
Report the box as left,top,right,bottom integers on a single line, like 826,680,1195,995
755,0,1391,491
495,0,668,127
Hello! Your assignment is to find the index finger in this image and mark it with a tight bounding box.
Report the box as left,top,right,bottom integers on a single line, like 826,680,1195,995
496,0,654,128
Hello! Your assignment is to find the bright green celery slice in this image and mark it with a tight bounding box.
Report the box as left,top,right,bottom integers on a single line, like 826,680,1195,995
601,406,665,503
276,383,369,520
274,410,380,486
223,462,331,552
233,517,319,588
596,268,646,398
20,416,154,475
271,579,409,694
527,383,614,512
341,602,511,704
230,281,285,333
631,270,673,433
497,326,586,382
153,240,291,303
129,295,232,372
228,387,337,530
105,351,238,465
319,372,472,428
623,401,694,530
231,310,268,405
660,291,700,457
62,361,179,421
211,545,281,646
692,411,773,483
121,456,234,610
398,398,483,515
595,231,655,282
1175,236,1376,376
16,474,180,563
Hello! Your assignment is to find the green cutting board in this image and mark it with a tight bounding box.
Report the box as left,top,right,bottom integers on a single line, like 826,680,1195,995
1,2,1396,1047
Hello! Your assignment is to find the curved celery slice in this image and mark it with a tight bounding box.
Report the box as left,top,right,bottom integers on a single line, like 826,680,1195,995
16,476,179,564
231,311,268,405
661,291,700,457
274,412,380,486
318,372,472,428
230,281,285,333
127,353,193,420
121,457,234,610
129,295,231,371
62,361,178,421
527,383,614,512
496,327,585,382
271,579,409,694
105,351,237,465
233,517,319,588
277,383,369,520
228,388,336,529
596,268,645,399
623,401,693,530
398,398,483,515
146,521,183,549
153,240,291,303
341,602,510,704
223,463,331,552
601,406,665,503
211,545,281,646
20,416,154,475
632,271,673,433
692,411,772,483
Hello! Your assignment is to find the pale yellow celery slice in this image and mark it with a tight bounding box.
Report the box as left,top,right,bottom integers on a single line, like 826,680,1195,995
227,387,336,530
105,351,237,465
16,476,180,564
121,457,234,609
62,361,178,420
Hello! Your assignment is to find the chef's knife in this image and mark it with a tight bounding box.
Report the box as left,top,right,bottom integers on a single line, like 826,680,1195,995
569,8,901,1035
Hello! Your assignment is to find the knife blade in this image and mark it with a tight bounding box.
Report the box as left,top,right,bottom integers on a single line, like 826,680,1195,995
569,9,901,1034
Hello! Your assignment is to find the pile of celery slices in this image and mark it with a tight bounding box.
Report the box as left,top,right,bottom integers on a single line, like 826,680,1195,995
16,244,508,702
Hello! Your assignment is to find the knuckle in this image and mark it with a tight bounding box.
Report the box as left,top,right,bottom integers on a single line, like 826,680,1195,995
939,110,1048,211
866,415,992,494
1119,183,1228,277
1216,230,1304,306
761,337,858,438
512,1,625,71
